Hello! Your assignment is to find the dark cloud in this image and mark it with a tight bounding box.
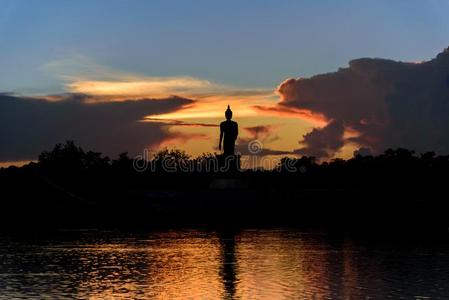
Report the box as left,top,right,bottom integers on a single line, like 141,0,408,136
244,125,271,136
145,118,218,127
0,94,194,161
277,47,449,155
293,119,345,159
243,125,278,142
237,125,290,156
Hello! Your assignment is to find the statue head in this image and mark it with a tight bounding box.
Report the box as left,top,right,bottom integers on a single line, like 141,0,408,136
225,105,233,120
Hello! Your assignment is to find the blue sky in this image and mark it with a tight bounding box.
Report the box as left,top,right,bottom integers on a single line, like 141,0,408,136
1,0,449,95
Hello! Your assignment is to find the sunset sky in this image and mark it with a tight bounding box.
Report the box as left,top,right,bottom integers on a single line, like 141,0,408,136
2,0,449,167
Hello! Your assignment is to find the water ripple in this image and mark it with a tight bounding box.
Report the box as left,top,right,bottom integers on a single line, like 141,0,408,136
0,229,448,299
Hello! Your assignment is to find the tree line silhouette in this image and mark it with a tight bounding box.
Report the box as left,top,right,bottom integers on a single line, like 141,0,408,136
0,141,447,229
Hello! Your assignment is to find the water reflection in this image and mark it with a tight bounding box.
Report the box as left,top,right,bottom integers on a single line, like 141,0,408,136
219,230,238,299
0,229,448,299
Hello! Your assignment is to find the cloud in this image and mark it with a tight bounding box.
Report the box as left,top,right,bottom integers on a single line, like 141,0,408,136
0,93,194,161
68,77,216,98
41,56,277,123
237,125,291,157
69,78,274,100
252,105,327,125
243,125,278,143
144,118,218,127
44,55,274,100
276,47,449,155
293,119,345,159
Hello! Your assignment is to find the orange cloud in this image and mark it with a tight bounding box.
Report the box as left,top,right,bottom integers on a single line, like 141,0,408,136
252,104,327,126
68,77,215,98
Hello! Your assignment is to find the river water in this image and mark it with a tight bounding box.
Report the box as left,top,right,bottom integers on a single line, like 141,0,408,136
0,229,448,299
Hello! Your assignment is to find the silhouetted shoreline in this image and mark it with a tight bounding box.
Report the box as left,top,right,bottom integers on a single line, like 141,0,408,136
1,141,448,231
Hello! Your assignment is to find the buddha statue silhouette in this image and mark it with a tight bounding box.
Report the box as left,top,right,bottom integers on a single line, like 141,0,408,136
219,105,238,156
